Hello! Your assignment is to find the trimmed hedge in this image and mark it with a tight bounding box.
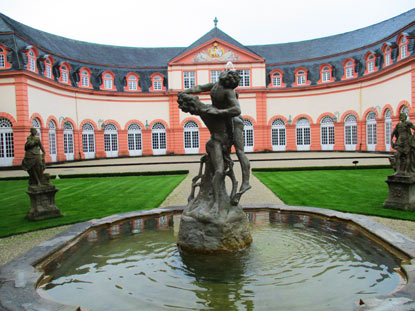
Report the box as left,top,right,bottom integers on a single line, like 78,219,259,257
252,165,391,172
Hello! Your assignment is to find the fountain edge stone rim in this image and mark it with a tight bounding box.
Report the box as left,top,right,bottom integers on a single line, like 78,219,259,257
0,204,414,311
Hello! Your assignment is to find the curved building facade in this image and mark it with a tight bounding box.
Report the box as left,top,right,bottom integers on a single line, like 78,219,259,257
0,10,414,166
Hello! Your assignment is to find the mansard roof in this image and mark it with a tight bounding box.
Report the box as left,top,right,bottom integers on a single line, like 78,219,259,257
248,8,415,64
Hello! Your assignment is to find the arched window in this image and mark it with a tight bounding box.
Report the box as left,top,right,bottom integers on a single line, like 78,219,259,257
296,118,311,151
104,123,118,157
0,118,14,166
82,122,95,159
80,69,90,88
63,121,74,160
0,47,5,69
243,119,254,152
365,53,377,74
321,66,331,82
383,45,393,67
366,112,377,151
271,119,286,151
272,72,281,86
344,114,357,151
128,123,142,156
296,71,306,85
48,120,57,162
150,74,166,92
320,116,335,150
44,58,53,79
59,63,70,84
102,73,114,90
152,122,167,155
183,121,199,154
399,36,408,60
344,61,355,79
27,49,37,72
32,118,41,139
127,75,137,91
384,109,392,152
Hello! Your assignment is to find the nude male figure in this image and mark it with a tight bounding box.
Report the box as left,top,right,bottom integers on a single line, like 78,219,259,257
181,70,251,198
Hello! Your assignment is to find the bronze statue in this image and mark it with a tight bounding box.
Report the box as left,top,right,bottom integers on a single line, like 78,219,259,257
180,70,251,204
177,69,252,252
390,113,415,175
22,128,48,186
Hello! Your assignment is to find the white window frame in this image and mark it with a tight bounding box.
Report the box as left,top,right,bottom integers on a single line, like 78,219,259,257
296,71,306,85
128,75,137,91
153,76,162,90
210,70,222,83
271,119,286,151
272,73,281,87
28,50,36,72
320,116,335,150
384,110,392,152
366,112,377,151
345,61,354,78
48,120,57,162
104,123,118,158
183,121,199,154
400,37,408,59
243,119,254,152
81,70,89,87
321,67,331,82
385,48,392,66
0,118,14,166
128,123,142,156
296,118,311,151
63,121,74,161
183,71,195,89
344,114,357,151
152,122,167,155
82,123,95,159
0,51,4,68
104,73,113,89
237,69,250,87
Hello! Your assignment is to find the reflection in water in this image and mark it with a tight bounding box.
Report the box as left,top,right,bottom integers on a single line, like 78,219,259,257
38,212,402,311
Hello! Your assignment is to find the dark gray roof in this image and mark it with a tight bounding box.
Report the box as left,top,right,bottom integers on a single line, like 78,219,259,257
248,8,415,64
0,13,184,68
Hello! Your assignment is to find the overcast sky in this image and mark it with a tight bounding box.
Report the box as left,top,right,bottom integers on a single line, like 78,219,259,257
1,0,414,48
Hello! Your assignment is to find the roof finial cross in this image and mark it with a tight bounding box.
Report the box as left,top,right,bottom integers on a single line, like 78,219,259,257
214,17,218,28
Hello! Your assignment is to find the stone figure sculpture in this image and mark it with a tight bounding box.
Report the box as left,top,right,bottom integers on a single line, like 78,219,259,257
390,113,415,175
176,70,252,252
22,128,61,220
22,128,48,186
384,113,415,210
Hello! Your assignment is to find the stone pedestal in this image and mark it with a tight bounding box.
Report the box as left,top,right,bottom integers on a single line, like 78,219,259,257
26,185,62,221
177,159,252,253
384,174,415,210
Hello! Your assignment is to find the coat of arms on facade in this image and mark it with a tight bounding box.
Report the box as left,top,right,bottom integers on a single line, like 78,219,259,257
193,42,241,63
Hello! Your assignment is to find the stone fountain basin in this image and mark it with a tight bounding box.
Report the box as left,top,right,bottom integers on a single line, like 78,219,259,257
0,204,414,311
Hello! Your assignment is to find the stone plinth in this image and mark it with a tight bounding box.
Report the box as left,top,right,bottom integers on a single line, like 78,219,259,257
177,159,252,253
384,174,415,211
26,185,62,221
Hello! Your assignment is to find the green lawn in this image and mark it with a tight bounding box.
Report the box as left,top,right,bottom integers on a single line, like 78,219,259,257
0,175,186,237
253,168,415,221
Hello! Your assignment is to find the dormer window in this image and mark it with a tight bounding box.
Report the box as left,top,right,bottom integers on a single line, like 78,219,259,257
342,59,357,80
297,71,306,85
125,73,141,92
364,52,378,75
27,49,37,72
293,68,310,86
150,73,166,92
81,71,89,87
43,57,54,79
345,62,354,78
383,45,393,67
0,45,11,70
268,69,286,88
399,36,408,60
128,76,137,90
59,63,71,85
0,48,4,68
78,67,92,89
103,73,113,90
318,64,334,84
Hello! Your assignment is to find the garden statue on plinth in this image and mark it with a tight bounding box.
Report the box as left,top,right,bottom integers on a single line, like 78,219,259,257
177,70,252,252
22,128,61,220
384,112,415,210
